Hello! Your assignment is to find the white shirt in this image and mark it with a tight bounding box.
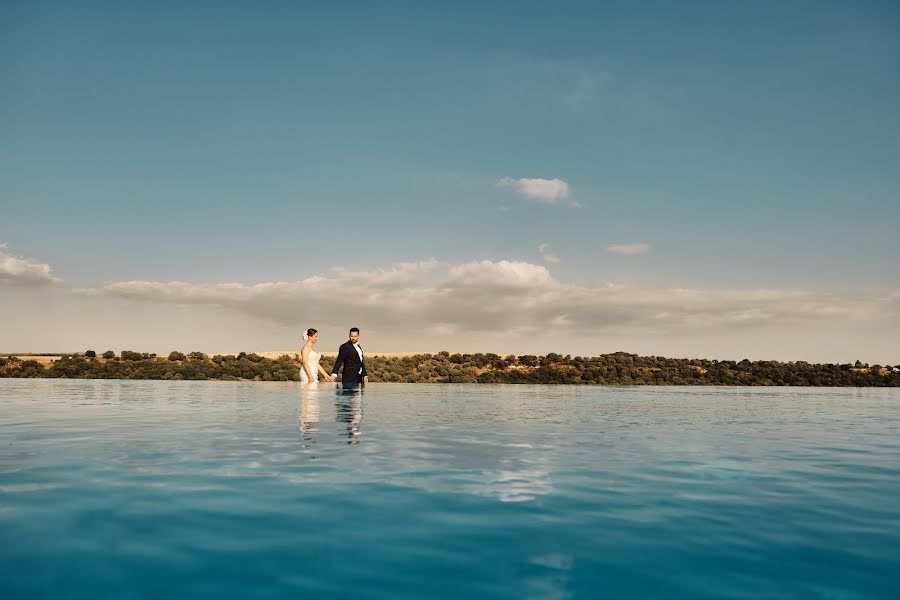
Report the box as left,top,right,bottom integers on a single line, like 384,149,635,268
353,343,363,374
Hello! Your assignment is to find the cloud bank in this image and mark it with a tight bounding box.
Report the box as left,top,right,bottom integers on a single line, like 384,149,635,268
80,260,899,344
0,243,63,286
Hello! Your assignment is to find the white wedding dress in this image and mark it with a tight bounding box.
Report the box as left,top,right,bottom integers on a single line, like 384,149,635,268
300,349,321,383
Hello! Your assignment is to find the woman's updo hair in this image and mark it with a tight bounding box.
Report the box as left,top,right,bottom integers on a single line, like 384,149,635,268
306,328,317,337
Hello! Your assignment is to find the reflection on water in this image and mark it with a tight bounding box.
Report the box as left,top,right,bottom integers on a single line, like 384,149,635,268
299,382,364,445
298,385,320,453
335,383,364,444
479,464,553,503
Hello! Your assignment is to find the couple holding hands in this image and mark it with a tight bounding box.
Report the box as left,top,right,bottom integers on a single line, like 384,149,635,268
299,327,368,385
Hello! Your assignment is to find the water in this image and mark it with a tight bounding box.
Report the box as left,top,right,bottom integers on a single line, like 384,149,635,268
2,380,899,599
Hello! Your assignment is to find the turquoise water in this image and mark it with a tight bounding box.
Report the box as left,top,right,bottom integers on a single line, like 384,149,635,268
2,381,899,599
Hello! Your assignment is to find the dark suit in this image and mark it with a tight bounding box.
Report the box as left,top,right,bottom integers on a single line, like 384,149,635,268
331,341,367,383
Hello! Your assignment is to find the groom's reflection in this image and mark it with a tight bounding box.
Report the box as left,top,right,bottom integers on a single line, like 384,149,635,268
336,382,364,445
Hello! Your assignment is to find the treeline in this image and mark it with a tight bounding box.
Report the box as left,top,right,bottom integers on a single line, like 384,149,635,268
0,352,300,382
1,351,899,386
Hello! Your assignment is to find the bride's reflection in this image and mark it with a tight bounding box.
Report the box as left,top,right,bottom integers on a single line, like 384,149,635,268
299,383,321,448
336,383,364,445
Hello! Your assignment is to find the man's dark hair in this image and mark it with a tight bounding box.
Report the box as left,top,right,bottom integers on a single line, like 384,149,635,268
349,327,360,334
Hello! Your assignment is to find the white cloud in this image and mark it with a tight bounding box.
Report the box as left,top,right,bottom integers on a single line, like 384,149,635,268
0,243,63,286
497,177,570,203
79,260,899,346
445,260,553,289
607,243,651,255
538,243,560,264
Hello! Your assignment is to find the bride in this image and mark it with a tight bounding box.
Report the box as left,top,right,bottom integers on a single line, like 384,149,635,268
299,328,336,383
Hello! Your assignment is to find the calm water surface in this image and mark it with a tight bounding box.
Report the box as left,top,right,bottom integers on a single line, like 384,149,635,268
2,380,899,598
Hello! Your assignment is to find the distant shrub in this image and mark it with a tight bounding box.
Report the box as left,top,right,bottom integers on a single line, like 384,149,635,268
168,351,186,361
84,350,97,358
14,360,45,377
102,351,115,359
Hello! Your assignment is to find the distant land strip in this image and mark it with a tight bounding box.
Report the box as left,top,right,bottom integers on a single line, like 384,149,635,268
1,351,898,386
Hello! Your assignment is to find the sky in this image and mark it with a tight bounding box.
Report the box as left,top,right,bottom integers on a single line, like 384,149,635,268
2,0,899,362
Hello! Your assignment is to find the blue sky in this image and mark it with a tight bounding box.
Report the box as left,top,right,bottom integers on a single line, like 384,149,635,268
2,1,899,361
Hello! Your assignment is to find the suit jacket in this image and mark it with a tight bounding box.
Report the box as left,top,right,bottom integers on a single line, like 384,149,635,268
332,341,366,383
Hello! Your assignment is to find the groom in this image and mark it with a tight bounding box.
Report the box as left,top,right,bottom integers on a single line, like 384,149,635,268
331,327,368,385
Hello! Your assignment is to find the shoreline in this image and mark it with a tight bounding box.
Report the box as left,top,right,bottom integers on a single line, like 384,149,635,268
2,351,897,386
